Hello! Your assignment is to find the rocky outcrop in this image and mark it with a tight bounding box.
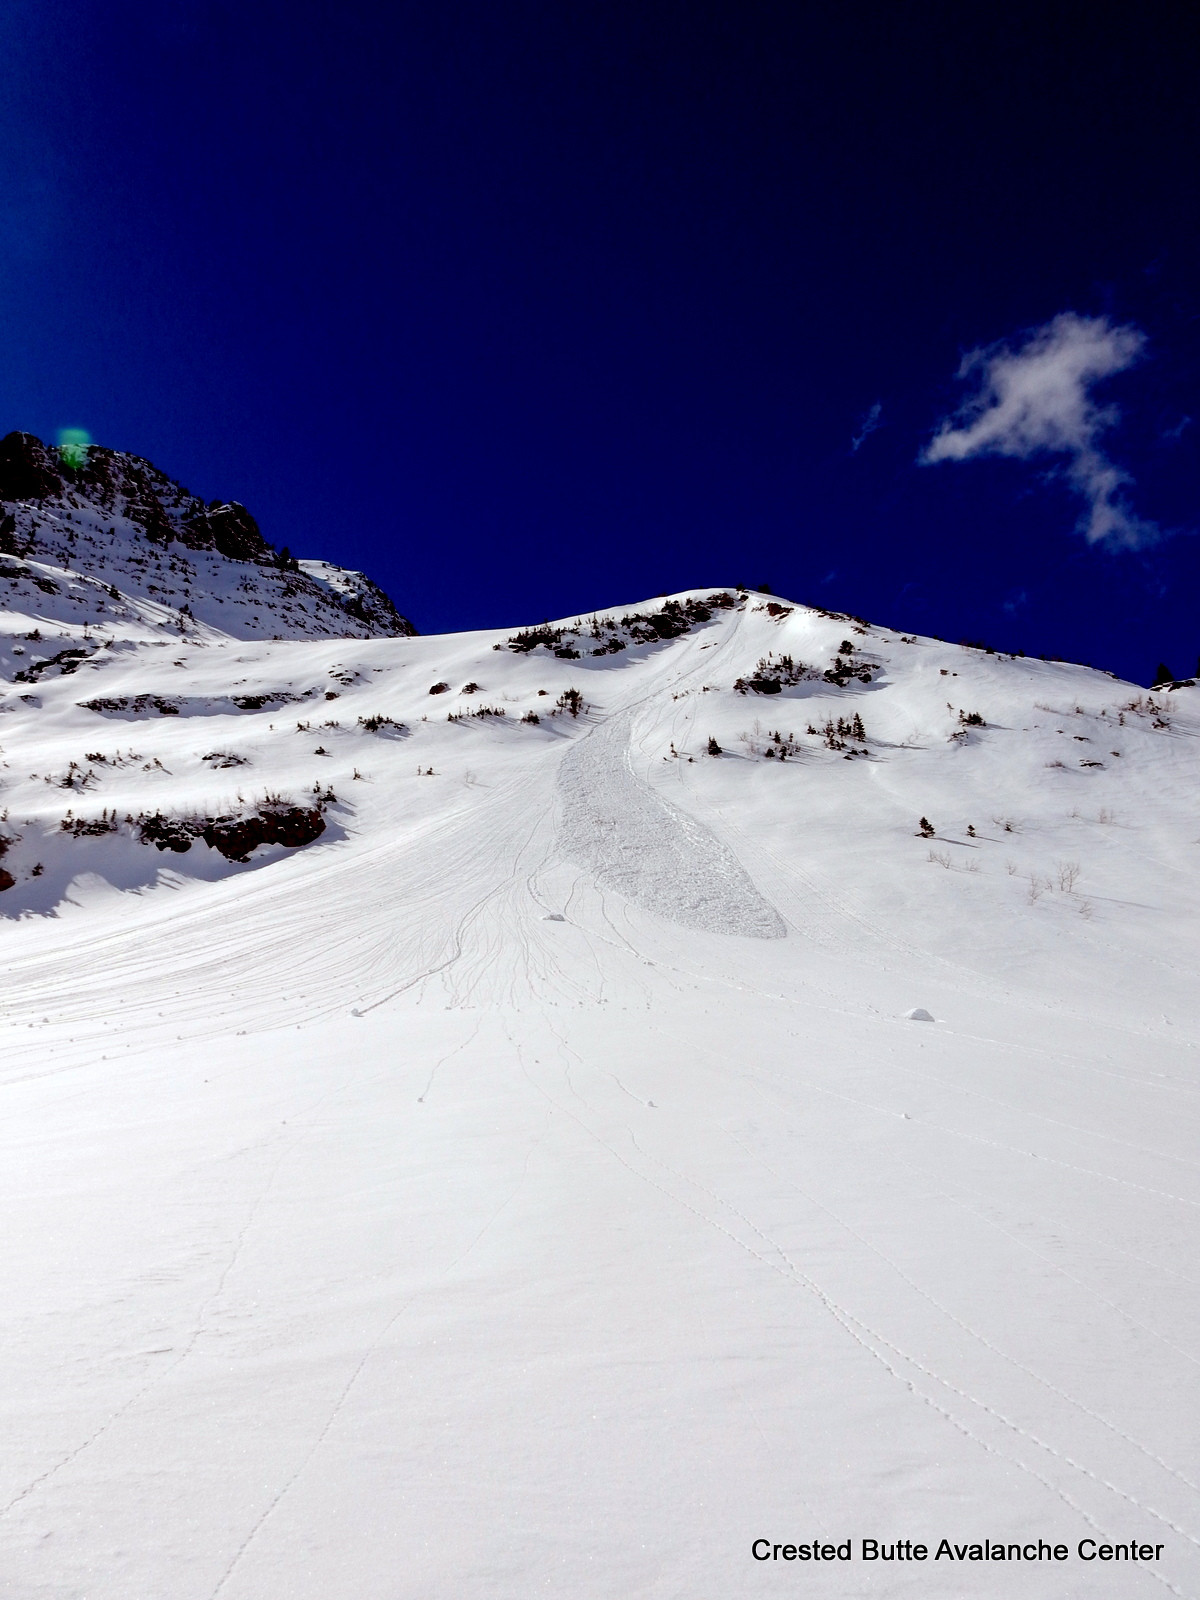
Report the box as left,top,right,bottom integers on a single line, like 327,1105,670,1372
0,431,415,640
0,432,63,502
202,806,325,862
139,801,327,863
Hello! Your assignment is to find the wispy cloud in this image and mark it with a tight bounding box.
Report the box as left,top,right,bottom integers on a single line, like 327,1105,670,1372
922,313,1156,549
851,401,882,452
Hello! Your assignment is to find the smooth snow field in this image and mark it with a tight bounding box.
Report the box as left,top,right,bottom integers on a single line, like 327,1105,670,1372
2,590,1199,1598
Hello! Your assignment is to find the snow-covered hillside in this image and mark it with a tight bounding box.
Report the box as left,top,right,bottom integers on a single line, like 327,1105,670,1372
2,577,1199,1598
0,431,414,650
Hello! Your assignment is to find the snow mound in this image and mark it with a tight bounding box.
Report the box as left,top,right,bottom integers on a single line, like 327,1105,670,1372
558,714,786,938
903,1006,935,1021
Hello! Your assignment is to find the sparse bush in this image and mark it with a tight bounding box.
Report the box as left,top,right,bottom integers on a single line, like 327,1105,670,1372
357,714,406,735
734,652,813,694
60,811,118,837
556,688,584,718
507,625,565,653
918,817,935,837
1056,860,1082,892
707,735,722,755
521,710,540,724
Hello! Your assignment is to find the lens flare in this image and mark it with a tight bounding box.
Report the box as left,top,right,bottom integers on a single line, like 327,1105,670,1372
57,427,91,468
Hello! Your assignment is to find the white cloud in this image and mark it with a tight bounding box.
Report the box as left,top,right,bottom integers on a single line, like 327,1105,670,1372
851,401,882,452
923,312,1156,548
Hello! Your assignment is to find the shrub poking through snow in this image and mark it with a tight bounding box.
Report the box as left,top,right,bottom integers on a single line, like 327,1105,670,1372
734,653,813,694
958,710,985,726
357,714,406,735
507,625,565,654
918,816,935,837
13,646,93,683
823,654,873,687
556,688,585,718
60,811,119,837
428,681,449,695
805,715,866,752
707,735,722,755
504,594,737,657
447,704,507,722
521,710,540,724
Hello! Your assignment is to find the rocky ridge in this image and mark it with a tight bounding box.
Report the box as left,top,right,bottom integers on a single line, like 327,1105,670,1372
0,431,414,648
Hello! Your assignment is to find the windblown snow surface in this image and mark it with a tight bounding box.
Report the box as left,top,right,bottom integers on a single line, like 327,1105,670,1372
2,586,1199,1599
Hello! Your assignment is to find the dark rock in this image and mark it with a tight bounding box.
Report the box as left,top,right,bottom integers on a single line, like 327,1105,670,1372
202,806,325,863
140,814,197,852
0,432,63,501
181,501,273,563
0,511,32,557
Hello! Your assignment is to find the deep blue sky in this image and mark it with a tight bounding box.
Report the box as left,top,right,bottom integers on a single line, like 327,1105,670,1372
1,2,1197,681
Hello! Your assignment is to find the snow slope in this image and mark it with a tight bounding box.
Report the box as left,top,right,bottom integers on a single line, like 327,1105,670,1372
2,581,1199,1599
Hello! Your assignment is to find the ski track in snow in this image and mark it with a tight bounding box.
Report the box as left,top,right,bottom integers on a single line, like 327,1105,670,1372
1,587,1199,1597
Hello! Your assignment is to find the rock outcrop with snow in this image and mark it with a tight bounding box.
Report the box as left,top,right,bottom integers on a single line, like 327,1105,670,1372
0,431,413,644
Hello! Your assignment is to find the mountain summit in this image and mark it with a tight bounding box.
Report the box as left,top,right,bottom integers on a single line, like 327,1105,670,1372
0,431,413,642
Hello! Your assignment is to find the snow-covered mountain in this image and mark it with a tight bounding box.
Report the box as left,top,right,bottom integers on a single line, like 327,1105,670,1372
2,563,1198,1598
0,431,414,650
